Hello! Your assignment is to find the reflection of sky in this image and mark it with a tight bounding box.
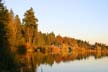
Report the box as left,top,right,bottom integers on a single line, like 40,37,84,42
37,57,108,72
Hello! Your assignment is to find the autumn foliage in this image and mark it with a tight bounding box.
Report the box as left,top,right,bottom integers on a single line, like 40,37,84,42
0,1,108,71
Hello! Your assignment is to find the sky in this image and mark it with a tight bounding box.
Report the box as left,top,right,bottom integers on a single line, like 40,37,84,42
4,0,108,44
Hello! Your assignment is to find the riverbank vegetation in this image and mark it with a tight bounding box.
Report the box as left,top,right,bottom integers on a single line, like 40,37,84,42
0,1,108,72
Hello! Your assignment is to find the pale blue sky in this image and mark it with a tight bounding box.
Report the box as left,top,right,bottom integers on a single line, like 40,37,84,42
4,0,108,44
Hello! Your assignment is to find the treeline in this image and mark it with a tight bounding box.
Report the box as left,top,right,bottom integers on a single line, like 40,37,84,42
1,2,108,52
0,1,108,71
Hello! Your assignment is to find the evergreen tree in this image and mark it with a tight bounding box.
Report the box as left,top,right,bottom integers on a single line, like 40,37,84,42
23,8,38,48
14,15,24,46
0,2,19,72
8,10,16,51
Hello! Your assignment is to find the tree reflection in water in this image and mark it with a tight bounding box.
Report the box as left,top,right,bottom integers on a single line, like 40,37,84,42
19,50,108,72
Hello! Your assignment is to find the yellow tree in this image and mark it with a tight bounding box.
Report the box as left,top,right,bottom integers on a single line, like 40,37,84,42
23,8,38,49
8,10,16,51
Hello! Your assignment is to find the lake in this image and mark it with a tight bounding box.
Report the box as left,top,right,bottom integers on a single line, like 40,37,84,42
19,50,108,72
37,56,108,72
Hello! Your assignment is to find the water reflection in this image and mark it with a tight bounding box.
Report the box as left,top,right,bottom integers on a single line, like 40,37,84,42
19,49,108,72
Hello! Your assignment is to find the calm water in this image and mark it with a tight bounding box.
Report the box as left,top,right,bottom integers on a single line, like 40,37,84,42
19,51,108,72
37,56,108,72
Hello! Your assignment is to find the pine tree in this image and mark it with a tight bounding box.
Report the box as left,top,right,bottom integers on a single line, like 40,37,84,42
0,2,19,71
8,10,16,51
14,15,24,46
23,7,38,48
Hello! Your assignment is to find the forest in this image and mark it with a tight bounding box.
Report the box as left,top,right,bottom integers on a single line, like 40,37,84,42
0,1,108,72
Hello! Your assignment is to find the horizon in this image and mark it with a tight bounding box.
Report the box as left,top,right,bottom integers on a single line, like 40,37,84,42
4,0,108,45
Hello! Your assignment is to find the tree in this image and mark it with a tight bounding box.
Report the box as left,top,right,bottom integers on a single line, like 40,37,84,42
0,2,19,71
55,35,63,45
14,15,24,46
0,1,9,54
23,8,38,48
47,32,55,45
8,10,16,51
